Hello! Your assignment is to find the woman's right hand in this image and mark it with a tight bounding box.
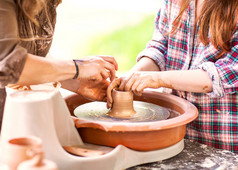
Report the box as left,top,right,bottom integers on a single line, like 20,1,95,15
75,55,118,82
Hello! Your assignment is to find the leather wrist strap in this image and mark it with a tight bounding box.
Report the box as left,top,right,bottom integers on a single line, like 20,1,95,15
72,59,79,79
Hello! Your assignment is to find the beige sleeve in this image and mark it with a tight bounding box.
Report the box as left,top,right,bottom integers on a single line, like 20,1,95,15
0,0,27,88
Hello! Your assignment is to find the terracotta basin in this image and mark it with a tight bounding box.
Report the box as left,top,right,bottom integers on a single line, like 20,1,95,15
65,90,198,151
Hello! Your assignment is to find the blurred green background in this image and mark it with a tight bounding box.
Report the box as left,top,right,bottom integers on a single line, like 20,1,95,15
51,0,159,73
79,16,154,72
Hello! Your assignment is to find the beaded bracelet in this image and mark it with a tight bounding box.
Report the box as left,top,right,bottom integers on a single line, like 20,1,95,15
72,59,79,79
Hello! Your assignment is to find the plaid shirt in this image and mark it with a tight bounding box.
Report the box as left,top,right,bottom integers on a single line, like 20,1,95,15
138,0,238,152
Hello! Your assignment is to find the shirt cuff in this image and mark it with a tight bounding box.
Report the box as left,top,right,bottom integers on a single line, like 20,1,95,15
198,62,225,97
137,48,166,71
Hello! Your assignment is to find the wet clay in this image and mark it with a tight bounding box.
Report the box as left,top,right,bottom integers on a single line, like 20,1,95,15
108,89,136,118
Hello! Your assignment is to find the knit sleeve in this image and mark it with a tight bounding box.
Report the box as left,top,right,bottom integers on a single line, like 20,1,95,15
0,0,27,88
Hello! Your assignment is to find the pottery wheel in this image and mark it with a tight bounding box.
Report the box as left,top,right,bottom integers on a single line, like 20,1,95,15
74,101,170,122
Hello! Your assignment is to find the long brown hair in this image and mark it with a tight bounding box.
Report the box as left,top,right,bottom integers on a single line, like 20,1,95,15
171,0,238,54
16,0,62,26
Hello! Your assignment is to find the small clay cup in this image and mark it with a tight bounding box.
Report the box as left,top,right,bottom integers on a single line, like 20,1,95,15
2,136,42,170
108,89,136,118
17,152,58,170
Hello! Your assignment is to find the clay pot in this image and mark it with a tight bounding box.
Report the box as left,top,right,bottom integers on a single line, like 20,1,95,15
65,90,198,151
17,152,58,170
1,136,42,170
108,89,136,118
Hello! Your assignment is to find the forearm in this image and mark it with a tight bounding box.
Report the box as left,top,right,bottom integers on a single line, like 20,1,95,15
17,53,76,85
130,57,161,72
158,69,213,93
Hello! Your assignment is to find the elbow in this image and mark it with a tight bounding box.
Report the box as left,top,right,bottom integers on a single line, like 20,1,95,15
202,85,213,93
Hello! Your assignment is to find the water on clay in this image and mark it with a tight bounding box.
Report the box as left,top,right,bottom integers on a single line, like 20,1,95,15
74,101,180,123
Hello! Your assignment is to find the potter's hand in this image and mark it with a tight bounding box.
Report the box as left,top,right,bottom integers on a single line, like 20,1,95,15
106,73,136,109
78,79,110,101
118,71,161,95
106,77,121,109
75,56,118,82
107,71,160,108
61,79,110,101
